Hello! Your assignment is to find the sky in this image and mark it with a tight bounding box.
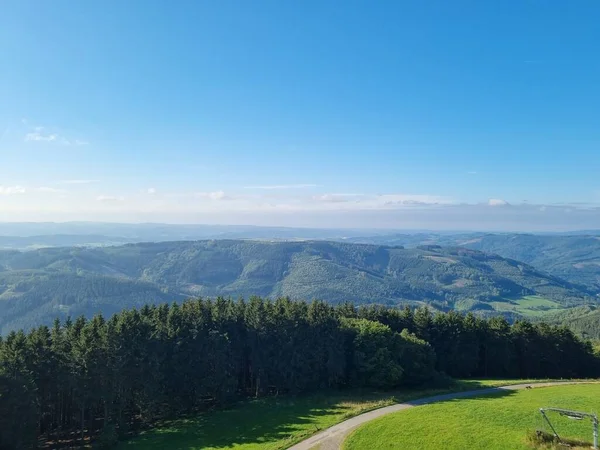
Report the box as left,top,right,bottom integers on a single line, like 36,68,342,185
1,1,599,231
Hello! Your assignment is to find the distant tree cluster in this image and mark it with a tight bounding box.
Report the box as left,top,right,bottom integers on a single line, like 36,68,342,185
1,298,598,449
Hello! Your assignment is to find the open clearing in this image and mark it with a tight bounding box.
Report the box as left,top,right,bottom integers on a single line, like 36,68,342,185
490,295,565,317
344,384,600,450
117,380,563,450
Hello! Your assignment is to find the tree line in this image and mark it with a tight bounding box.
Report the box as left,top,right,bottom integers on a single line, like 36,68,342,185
1,297,598,449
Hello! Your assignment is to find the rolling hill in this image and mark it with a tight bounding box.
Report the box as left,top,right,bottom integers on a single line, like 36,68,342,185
346,233,600,291
2,225,599,295
454,234,600,291
0,240,595,334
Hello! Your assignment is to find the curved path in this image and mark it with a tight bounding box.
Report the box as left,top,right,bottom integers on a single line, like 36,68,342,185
288,381,592,450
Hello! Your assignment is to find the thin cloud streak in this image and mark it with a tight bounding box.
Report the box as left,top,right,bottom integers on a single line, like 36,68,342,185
488,198,510,206
96,195,125,202
58,179,98,185
244,184,320,190
36,187,67,194
195,190,228,200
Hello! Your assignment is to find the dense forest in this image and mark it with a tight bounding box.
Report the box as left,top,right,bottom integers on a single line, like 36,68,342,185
546,305,600,339
1,240,594,333
1,297,598,449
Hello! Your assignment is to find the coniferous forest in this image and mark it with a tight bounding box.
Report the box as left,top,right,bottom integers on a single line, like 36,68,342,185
1,297,599,449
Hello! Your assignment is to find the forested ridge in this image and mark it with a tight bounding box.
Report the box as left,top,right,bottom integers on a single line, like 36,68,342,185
0,240,594,333
344,233,600,291
1,297,598,449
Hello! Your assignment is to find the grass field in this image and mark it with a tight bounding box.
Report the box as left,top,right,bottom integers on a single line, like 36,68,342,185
343,384,600,450
117,379,561,450
490,295,565,317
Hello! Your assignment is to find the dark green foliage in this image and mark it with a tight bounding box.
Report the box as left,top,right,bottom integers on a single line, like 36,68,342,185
0,240,594,334
0,373,38,450
0,298,598,449
341,318,405,388
396,329,437,385
545,306,600,339
340,318,435,389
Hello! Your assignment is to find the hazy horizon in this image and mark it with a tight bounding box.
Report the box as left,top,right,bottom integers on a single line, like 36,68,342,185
0,218,598,235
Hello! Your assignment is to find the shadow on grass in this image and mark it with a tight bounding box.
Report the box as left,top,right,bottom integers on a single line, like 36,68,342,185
405,379,588,408
118,380,548,450
119,392,372,450
405,385,519,408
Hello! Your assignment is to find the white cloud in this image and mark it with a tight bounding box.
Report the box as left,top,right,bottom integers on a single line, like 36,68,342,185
467,171,477,175
0,185,26,195
210,191,226,200
244,184,319,190
488,198,509,206
24,125,88,146
59,179,98,185
147,188,157,195
25,128,58,142
36,187,67,194
96,195,125,202
196,190,228,200
376,194,453,206
313,193,362,203
308,193,454,210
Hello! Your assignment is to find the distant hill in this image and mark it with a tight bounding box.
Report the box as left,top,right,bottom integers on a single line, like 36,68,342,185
345,233,600,292
453,234,600,291
0,240,595,334
2,225,599,296
0,222,388,249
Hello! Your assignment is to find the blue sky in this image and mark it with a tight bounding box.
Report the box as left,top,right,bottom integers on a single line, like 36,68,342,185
1,1,599,230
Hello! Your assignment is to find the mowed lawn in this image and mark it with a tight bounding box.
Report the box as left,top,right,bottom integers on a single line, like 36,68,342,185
117,380,558,450
344,384,600,450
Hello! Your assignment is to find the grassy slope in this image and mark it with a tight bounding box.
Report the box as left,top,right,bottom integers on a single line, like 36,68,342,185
117,379,560,450
344,384,600,450
489,295,567,318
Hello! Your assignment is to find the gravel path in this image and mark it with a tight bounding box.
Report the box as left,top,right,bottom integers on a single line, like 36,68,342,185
287,381,590,450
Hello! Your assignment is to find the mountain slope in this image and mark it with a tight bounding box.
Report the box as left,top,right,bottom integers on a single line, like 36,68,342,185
344,233,600,292
455,234,600,291
0,240,594,333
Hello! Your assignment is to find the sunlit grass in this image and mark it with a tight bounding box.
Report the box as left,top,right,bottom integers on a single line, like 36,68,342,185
118,379,569,450
490,295,566,317
344,384,600,450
